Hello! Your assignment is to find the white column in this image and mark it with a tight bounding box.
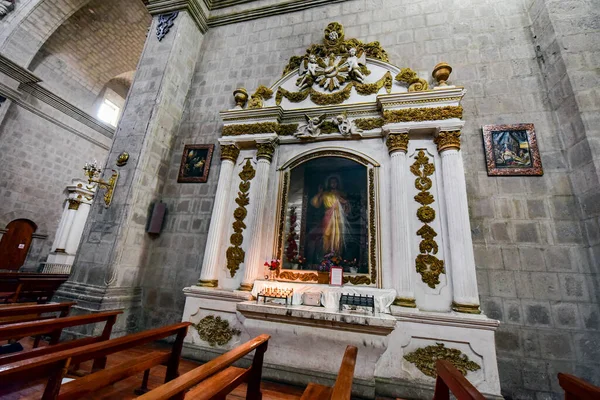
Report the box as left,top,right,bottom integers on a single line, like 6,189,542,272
51,201,71,252
386,130,416,308
239,140,276,291
54,201,78,253
436,131,481,313
65,202,92,254
198,144,240,287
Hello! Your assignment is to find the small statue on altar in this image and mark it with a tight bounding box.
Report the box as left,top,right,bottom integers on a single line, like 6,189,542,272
346,48,367,83
332,113,363,136
297,54,319,91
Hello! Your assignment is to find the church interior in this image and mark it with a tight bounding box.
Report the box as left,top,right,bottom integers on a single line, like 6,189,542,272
0,0,599,399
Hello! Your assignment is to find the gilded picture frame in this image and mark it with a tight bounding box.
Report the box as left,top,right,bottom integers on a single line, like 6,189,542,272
177,144,214,183
482,124,543,176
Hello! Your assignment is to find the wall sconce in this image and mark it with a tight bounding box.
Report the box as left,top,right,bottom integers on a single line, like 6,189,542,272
83,160,119,208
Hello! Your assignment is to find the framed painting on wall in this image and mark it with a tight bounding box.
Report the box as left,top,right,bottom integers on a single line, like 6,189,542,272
177,144,214,183
482,123,543,176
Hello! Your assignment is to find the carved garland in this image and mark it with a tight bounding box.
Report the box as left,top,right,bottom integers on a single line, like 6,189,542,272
383,106,463,123
222,123,299,137
192,315,241,347
275,71,393,106
226,159,256,277
404,343,481,378
411,150,445,288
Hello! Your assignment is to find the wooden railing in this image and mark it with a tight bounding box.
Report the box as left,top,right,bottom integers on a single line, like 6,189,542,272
558,373,600,400
0,301,75,325
136,334,271,400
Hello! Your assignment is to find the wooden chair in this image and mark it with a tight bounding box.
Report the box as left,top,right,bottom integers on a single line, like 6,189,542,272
432,360,485,400
558,373,600,400
0,322,191,400
135,334,271,400
300,345,358,400
0,310,122,366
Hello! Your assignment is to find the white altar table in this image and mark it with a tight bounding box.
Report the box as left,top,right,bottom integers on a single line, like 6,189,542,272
251,279,396,314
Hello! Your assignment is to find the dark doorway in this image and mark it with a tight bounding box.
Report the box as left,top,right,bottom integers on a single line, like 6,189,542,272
0,219,37,270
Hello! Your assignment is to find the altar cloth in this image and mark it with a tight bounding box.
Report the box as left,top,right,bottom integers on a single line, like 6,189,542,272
251,279,396,314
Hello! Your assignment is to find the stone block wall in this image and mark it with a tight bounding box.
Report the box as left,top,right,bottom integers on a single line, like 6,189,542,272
140,0,599,397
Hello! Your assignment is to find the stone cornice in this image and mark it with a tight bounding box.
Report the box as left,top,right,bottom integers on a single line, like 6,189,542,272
208,0,351,27
0,54,41,84
146,0,209,33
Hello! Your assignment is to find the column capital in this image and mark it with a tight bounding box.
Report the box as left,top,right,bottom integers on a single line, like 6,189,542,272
386,133,409,154
220,144,240,162
146,0,208,34
434,130,461,152
68,199,80,210
256,140,278,162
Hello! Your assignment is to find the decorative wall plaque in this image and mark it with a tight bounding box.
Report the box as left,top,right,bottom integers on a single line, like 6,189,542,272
482,123,543,176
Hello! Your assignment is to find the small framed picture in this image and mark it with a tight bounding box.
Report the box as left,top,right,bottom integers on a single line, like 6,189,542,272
482,124,543,176
330,267,343,286
177,144,214,183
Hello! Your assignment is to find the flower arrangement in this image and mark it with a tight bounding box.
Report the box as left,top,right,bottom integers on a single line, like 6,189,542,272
285,207,298,262
264,259,281,271
318,252,342,272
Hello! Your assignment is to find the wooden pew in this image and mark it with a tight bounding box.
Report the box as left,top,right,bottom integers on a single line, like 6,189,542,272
135,334,270,400
0,322,191,400
558,373,600,400
300,345,358,400
0,310,122,366
0,302,75,325
432,360,485,400
0,272,69,304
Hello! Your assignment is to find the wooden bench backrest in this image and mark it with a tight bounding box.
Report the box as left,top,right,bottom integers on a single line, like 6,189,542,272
136,334,271,400
0,302,75,325
558,373,600,400
330,345,358,400
433,360,485,400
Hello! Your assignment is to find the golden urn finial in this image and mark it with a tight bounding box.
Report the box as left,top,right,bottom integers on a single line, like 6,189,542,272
432,62,452,87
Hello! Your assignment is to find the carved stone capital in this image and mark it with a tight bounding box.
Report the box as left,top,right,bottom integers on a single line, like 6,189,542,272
220,144,240,162
256,141,277,162
434,130,461,152
68,199,81,210
386,132,409,154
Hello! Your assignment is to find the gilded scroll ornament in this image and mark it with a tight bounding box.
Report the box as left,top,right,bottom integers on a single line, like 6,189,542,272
226,160,256,277
383,106,463,123
222,122,279,136
343,275,372,285
354,118,385,131
386,133,409,154
395,68,429,92
256,141,276,162
279,271,318,282
404,343,481,378
193,315,241,347
220,144,240,162
434,130,461,152
247,85,274,109
411,150,445,288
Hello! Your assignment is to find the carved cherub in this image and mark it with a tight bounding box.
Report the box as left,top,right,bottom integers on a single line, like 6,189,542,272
332,113,363,136
346,48,367,83
296,114,326,138
297,54,319,91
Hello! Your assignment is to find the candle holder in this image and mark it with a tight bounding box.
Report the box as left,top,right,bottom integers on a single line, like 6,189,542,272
83,160,119,208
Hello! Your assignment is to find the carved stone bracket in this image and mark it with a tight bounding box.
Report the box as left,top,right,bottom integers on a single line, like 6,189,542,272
156,11,179,41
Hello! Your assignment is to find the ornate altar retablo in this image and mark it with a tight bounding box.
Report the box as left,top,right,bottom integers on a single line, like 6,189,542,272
182,22,502,399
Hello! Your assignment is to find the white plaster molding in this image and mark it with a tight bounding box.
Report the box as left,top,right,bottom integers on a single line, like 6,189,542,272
183,285,253,302
391,307,499,331
217,133,278,146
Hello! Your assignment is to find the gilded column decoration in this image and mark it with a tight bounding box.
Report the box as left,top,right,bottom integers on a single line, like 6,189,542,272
434,130,461,152
395,68,429,92
368,168,377,285
411,151,445,288
221,144,240,162
226,159,256,277
256,141,276,162
68,199,81,210
192,315,241,347
404,343,481,378
386,133,409,154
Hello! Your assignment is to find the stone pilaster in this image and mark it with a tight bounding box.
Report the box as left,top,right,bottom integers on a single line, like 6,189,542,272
385,130,416,308
55,7,205,336
198,143,240,287
434,131,481,313
239,138,277,291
